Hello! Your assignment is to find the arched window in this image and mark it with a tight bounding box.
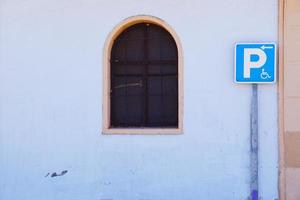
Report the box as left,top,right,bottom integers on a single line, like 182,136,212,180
103,16,183,134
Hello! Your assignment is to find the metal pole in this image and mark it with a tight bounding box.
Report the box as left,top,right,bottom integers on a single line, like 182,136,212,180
250,83,259,200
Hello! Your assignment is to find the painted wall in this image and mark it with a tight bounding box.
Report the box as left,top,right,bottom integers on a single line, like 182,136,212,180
0,0,278,199
281,0,300,199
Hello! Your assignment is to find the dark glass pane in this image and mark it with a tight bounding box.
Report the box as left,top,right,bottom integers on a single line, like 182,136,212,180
148,37,161,60
112,64,144,76
112,41,126,61
161,37,177,60
111,95,144,127
147,96,163,126
125,39,144,61
148,64,177,75
126,77,143,96
125,96,144,126
112,25,145,61
163,76,178,95
148,64,161,75
148,77,162,96
148,25,163,38
111,96,127,126
110,23,178,128
112,77,126,96
163,95,178,126
161,64,178,74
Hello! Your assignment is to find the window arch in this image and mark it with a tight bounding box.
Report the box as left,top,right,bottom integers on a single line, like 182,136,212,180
103,16,183,134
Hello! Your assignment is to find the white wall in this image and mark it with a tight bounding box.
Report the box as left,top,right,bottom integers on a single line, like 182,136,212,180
0,0,278,199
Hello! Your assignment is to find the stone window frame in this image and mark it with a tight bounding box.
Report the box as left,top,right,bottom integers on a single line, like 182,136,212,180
102,15,184,135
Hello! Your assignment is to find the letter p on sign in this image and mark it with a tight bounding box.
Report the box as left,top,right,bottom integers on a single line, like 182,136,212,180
235,43,276,83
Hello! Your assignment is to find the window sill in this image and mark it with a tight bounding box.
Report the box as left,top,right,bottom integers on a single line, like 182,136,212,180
102,127,183,135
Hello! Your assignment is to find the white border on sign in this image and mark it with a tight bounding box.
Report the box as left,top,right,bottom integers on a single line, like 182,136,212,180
234,42,277,84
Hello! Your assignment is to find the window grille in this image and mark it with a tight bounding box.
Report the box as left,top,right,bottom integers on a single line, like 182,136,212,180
110,23,178,128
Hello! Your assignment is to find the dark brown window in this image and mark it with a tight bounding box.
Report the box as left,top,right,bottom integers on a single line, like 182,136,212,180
110,23,178,128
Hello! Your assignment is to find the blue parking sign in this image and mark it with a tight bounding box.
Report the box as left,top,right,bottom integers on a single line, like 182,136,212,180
235,43,276,83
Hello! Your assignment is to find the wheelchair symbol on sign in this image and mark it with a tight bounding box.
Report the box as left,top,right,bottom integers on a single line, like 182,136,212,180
260,68,271,79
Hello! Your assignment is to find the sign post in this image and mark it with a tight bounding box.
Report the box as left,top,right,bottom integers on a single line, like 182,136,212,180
250,83,258,200
234,43,276,200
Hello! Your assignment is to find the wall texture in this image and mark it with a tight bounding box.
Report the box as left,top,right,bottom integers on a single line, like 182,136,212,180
0,0,278,199
282,0,300,199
